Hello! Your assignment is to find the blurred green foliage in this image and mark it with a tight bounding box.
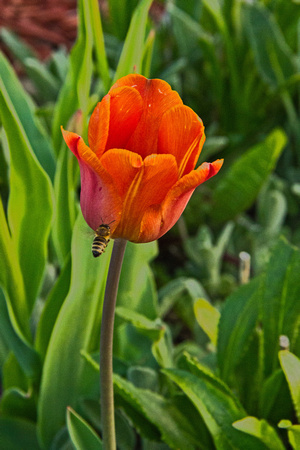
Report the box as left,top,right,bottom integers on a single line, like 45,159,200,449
0,0,300,448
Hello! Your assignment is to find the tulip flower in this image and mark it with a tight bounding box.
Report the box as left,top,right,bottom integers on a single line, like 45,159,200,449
62,74,223,243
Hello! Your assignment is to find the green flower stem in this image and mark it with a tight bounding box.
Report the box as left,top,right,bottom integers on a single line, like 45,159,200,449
100,238,127,450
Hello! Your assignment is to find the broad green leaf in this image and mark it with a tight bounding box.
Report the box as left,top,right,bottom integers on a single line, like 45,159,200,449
35,255,72,359
194,298,220,347
24,57,59,101
211,129,286,222
37,213,112,448
278,421,300,450
114,374,199,449
0,387,36,422
163,368,266,449
52,143,79,265
0,29,36,62
201,0,225,33
0,417,40,450
108,0,139,40
114,241,158,364
76,0,94,121
0,194,29,340
261,238,300,378
142,29,156,79
217,277,261,383
115,307,164,341
0,51,55,180
52,0,94,152
0,79,53,315
233,417,285,450
117,241,158,318
127,366,159,391
242,3,295,88
89,0,111,91
158,277,207,318
0,290,40,382
259,369,294,424
113,0,153,81
66,407,102,450
279,350,300,422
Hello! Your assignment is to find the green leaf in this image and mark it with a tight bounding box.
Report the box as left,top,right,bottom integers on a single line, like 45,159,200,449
158,277,207,318
0,51,55,180
89,0,111,91
51,0,94,152
37,213,112,448
211,129,286,222
279,350,300,422
0,387,36,422
24,57,59,101
0,290,40,382
259,369,293,424
108,0,139,40
163,367,266,449
35,255,72,359
67,407,102,450
52,144,79,265
0,78,53,315
0,194,29,341
194,298,220,347
242,3,295,88
278,421,300,450
0,29,36,62
115,307,163,341
0,417,40,450
114,374,199,449
217,277,261,383
233,417,285,449
113,0,153,81
117,242,158,318
261,238,300,378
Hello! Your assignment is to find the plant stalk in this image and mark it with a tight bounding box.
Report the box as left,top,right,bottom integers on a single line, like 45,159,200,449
100,238,127,450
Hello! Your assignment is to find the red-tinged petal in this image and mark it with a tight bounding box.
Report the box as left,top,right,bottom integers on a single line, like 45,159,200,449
88,95,110,157
62,127,122,231
100,149,142,198
138,159,224,242
105,86,143,151
157,104,205,175
79,160,122,232
111,74,183,159
113,153,178,241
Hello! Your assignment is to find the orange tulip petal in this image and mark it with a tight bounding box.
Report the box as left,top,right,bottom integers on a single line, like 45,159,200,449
158,104,205,175
100,149,142,198
88,95,110,158
62,128,104,174
138,159,224,242
105,86,144,151
113,153,178,241
111,74,183,159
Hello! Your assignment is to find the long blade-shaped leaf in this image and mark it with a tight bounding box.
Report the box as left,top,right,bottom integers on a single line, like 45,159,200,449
163,367,266,449
279,350,300,422
211,129,286,223
261,238,300,378
37,213,112,447
67,407,102,449
0,52,56,180
0,79,53,314
242,3,295,88
113,0,153,81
